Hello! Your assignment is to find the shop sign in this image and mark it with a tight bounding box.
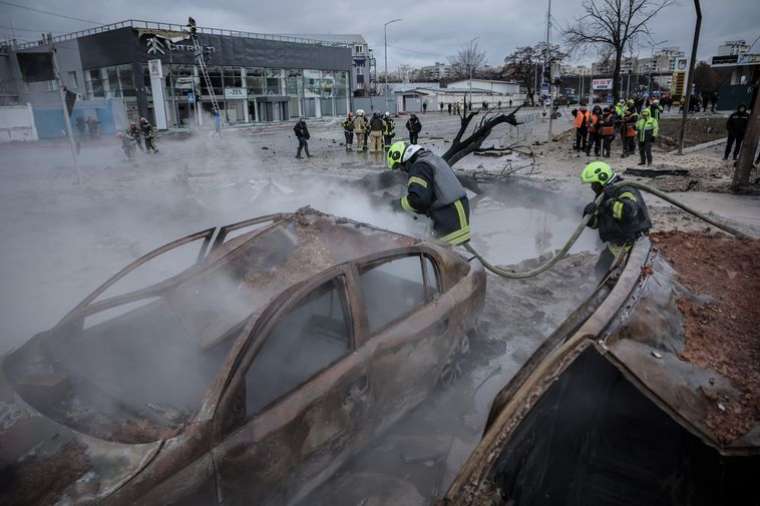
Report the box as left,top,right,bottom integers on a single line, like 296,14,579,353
224,87,246,99
148,59,163,79
592,78,613,90
144,36,215,56
711,54,738,67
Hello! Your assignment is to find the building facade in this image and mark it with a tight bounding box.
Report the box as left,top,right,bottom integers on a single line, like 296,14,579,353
2,20,353,128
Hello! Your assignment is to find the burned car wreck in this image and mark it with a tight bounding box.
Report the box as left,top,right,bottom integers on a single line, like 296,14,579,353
0,208,485,505
441,239,760,506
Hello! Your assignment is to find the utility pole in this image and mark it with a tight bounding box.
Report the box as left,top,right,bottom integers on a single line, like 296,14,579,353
468,36,479,111
545,0,553,138
48,33,80,184
678,0,701,155
384,18,402,114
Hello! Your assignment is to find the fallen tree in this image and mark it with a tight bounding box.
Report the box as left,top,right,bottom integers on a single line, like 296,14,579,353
442,106,522,166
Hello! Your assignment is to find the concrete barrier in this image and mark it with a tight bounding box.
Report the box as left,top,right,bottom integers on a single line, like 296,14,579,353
0,104,38,142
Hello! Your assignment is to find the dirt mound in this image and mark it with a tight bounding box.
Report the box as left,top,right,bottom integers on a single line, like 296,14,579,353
651,231,760,442
657,116,726,151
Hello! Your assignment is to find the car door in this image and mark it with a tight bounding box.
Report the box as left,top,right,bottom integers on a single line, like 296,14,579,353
210,267,372,506
356,251,454,431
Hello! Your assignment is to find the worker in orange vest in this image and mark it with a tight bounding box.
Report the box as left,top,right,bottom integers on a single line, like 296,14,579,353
585,105,602,157
600,107,616,158
573,104,590,152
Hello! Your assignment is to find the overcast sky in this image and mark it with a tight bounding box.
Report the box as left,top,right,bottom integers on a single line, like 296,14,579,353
1,0,759,69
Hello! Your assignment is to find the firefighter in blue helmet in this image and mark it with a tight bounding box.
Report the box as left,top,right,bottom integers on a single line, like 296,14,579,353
581,161,652,278
387,141,470,245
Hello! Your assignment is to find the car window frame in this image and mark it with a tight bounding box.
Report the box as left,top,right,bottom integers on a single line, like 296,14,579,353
211,263,360,437
352,246,443,344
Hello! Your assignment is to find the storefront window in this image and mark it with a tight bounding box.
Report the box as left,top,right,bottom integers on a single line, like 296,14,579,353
107,67,119,97
118,65,136,97
86,69,105,98
335,71,348,98
223,67,242,88
303,69,321,97
202,66,223,96
320,70,335,98
285,69,302,96
265,68,283,95
246,68,265,95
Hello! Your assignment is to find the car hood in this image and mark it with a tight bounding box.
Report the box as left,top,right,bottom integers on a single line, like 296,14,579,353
0,364,163,505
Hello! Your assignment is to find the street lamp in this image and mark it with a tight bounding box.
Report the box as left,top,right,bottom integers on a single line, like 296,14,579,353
468,36,479,111
384,18,402,114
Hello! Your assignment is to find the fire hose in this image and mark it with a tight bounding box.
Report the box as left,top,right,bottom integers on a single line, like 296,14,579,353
463,181,752,280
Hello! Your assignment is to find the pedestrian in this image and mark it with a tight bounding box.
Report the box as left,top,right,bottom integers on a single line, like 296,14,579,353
448,103,452,115
406,113,422,145
214,110,222,136
711,91,719,112
86,116,99,139
498,101,502,110
387,141,470,245
382,112,395,150
724,104,750,161
353,109,367,151
600,107,615,158
422,101,428,114
440,102,444,113
586,105,602,157
342,112,354,151
75,116,86,140
509,98,513,107
572,104,590,152
649,99,663,121
635,108,658,166
368,112,384,153
139,117,159,153
581,161,651,278
293,117,311,159
128,122,144,151
621,107,638,158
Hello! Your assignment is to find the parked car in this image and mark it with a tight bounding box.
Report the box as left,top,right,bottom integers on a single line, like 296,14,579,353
0,208,485,505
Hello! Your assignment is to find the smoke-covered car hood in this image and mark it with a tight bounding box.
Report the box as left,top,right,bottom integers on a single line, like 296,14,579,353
0,364,163,505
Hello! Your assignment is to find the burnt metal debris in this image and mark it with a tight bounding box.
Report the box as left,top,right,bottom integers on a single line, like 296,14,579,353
441,239,760,506
0,208,485,505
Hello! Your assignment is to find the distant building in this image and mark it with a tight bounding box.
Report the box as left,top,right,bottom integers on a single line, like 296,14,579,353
283,34,375,96
717,40,750,57
420,62,452,81
447,79,521,95
395,84,525,113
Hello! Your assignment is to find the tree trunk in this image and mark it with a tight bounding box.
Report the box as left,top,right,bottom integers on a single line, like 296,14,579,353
442,107,522,166
612,48,623,104
731,95,760,190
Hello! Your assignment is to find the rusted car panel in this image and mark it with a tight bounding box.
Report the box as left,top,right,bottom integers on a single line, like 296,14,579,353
1,208,485,505
441,239,760,506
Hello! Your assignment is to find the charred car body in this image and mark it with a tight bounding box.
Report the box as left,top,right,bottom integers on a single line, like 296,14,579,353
0,208,485,505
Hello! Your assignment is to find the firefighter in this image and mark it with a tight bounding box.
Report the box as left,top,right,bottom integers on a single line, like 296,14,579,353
387,141,470,245
581,161,651,279
636,109,658,166
573,104,590,152
353,109,367,151
128,122,144,151
382,112,395,150
368,112,384,153
342,112,354,151
621,107,638,158
585,105,602,157
139,117,158,154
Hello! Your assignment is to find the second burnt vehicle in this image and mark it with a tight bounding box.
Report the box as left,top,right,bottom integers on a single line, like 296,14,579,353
0,208,485,505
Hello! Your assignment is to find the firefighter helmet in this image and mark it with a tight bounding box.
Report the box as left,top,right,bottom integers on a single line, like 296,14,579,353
580,161,615,186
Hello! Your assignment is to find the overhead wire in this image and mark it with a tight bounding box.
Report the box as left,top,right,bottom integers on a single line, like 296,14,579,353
0,0,102,25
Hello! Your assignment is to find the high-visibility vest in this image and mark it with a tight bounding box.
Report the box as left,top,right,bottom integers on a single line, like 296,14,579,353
574,110,589,128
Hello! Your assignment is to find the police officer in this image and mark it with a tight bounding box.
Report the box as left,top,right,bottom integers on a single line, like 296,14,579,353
382,112,395,150
581,161,651,278
387,141,470,245
635,108,658,166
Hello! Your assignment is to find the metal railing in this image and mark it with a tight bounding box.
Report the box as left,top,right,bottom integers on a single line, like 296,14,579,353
14,19,353,50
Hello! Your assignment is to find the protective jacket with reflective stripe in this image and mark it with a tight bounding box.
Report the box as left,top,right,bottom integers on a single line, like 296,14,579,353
400,150,470,244
587,182,652,244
